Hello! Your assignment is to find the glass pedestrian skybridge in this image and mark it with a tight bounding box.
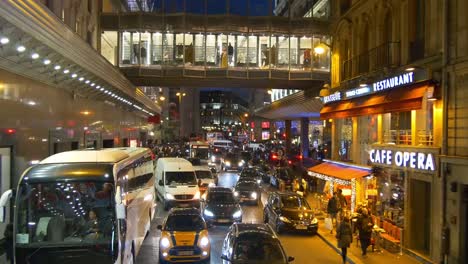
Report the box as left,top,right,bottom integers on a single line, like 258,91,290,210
100,12,331,88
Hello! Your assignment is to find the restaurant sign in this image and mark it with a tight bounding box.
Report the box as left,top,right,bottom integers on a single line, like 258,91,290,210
323,91,341,104
369,146,438,172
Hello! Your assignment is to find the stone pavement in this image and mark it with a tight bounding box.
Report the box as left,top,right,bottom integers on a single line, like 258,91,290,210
305,193,425,264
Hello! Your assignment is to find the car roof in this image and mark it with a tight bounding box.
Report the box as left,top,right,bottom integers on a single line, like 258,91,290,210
232,223,276,237
168,207,201,216
273,191,301,198
208,187,232,193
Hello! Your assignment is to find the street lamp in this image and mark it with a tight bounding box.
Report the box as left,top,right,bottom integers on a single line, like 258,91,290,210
176,92,186,139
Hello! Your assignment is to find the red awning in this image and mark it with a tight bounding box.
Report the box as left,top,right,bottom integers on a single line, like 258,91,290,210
320,83,431,120
308,161,371,181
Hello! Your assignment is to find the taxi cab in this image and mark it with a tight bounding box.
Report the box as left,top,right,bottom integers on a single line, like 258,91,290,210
158,208,211,263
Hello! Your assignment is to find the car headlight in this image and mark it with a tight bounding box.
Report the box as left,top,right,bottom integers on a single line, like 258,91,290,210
165,193,175,200
211,156,216,162
279,216,291,223
311,218,318,224
257,179,261,184
238,161,244,167
233,210,242,218
251,192,257,199
234,191,239,197
160,237,171,249
193,191,201,200
204,209,214,217
225,161,231,167
208,182,216,187
199,235,210,248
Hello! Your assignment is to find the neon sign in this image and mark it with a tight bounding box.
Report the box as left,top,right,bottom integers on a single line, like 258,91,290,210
373,72,415,92
369,149,435,171
323,91,342,104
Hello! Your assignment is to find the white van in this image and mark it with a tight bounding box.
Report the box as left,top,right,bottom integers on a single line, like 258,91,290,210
248,142,266,152
155,157,200,210
212,140,233,150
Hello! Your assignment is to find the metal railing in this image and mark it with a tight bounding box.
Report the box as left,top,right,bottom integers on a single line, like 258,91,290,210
383,130,412,145
342,42,400,81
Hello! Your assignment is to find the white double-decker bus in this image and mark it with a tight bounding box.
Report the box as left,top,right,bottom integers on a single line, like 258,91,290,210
0,148,155,264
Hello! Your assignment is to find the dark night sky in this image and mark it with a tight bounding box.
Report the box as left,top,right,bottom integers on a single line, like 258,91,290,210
149,0,275,16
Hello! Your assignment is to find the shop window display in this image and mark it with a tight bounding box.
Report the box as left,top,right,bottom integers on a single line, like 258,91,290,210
373,167,405,227
338,118,352,162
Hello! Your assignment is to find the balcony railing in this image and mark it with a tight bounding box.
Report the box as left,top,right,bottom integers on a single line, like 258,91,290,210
383,130,412,145
342,42,400,81
383,130,434,146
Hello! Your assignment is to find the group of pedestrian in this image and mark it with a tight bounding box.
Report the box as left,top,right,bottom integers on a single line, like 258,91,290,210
327,189,374,263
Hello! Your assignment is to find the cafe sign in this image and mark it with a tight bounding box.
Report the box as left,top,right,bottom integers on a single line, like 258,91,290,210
369,146,439,173
372,71,415,92
323,91,341,104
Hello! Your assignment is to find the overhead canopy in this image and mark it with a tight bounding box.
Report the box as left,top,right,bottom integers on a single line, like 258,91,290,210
255,91,323,120
308,161,371,182
320,83,430,120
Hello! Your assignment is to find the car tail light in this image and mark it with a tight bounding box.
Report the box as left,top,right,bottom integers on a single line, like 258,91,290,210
272,155,278,160
288,160,292,165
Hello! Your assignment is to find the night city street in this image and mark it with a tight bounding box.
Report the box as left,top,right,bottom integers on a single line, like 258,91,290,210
1,0,467,263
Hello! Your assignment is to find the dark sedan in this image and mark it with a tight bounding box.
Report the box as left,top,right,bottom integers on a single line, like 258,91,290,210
264,191,318,235
239,167,262,184
234,180,261,205
202,187,242,225
221,153,245,172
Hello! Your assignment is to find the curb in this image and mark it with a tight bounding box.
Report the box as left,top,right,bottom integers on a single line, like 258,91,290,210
316,231,358,264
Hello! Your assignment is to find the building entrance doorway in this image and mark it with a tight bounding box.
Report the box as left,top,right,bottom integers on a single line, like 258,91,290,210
409,179,431,255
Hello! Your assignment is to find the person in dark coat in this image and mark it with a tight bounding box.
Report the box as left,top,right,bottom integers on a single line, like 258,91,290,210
327,192,340,234
357,208,373,257
4,223,13,262
336,216,353,264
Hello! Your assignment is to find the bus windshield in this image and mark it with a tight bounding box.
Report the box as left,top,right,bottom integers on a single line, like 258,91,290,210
191,147,209,160
15,181,115,246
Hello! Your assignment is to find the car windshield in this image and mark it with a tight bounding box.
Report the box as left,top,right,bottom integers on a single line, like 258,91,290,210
281,196,311,210
196,170,213,179
233,234,286,264
165,171,197,185
225,153,239,160
207,192,236,204
241,169,256,176
15,181,115,246
165,214,205,231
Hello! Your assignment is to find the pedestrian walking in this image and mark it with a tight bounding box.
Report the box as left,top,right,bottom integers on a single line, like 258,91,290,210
336,216,353,264
337,188,348,218
356,208,373,257
327,192,340,233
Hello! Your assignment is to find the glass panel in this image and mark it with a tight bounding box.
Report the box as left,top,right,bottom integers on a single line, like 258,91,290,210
290,36,299,69
277,36,289,69
228,35,236,67
300,36,312,70
337,118,352,162
230,0,248,15
194,34,205,66
258,36,270,68
121,32,132,65
218,34,228,68
163,33,174,64
175,33,184,65
101,31,117,65
184,34,194,65
140,32,151,65
237,35,247,67
131,32,140,64
207,0,226,15
206,34,217,66
270,36,277,68
248,35,258,67
151,32,163,64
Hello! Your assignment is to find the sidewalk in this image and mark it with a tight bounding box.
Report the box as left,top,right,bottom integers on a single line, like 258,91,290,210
306,193,423,264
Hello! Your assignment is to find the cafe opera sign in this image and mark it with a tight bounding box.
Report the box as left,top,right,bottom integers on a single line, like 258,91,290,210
369,148,436,171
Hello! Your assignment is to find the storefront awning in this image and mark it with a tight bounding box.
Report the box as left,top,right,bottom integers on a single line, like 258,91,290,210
320,83,431,120
308,160,371,183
